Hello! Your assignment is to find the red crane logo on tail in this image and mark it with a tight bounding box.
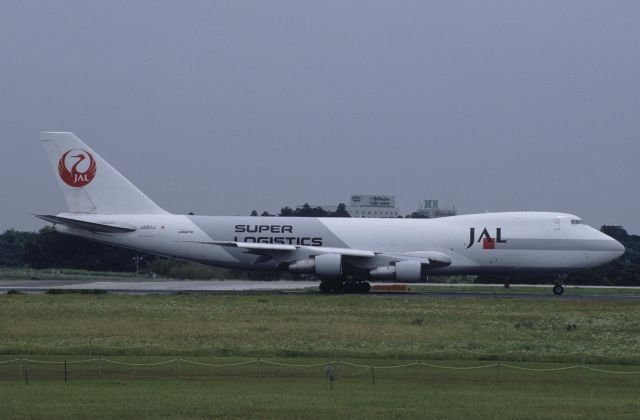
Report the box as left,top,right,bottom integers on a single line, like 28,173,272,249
58,149,97,187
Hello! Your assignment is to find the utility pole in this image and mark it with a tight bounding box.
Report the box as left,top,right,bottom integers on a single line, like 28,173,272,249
133,255,143,279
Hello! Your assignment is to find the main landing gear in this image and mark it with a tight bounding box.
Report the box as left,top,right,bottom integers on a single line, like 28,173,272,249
319,279,371,294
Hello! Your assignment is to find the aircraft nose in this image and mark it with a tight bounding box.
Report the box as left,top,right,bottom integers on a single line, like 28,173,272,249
612,238,625,258
593,229,625,262
599,233,625,259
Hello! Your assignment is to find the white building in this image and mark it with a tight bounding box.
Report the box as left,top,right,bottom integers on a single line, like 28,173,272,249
415,200,457,218
347,195,399,218
298,195,399,218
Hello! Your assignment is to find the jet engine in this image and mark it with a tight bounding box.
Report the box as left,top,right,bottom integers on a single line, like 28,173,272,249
288,254,342,278
369,260,423,282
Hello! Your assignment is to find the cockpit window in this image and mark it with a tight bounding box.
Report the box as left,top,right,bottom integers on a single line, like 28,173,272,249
571,219,584,225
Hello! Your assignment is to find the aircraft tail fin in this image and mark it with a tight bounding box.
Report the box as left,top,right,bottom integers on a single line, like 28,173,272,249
40,131,168,215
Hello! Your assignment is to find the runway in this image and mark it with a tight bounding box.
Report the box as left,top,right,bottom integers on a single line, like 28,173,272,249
1,280,640,301
0,279,319,294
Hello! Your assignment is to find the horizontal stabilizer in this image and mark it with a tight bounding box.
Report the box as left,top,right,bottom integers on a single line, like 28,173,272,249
35,215,137,233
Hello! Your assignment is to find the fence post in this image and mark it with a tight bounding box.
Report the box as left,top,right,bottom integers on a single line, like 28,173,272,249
497,362,502,383
326,365,335,390
25,361,28,385
19,357,23,379
577,363,582,385
98,357,102,378
370,366,375,385
64,360,68,383
177,358,181,378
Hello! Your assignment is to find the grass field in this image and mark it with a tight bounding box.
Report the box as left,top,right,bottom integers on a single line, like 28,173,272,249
2,293,640,362
2,368,640,419
1,355,640,419
2,293,640,418
0,267,148,282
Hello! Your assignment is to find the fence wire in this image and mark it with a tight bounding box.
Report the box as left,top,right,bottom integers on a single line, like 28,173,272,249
3,355,640,386
7,343,640,364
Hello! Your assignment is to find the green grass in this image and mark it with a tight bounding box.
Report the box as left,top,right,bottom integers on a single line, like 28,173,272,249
0,267,150,281
3,293,640,418
2,294,640,363
1,358,640,419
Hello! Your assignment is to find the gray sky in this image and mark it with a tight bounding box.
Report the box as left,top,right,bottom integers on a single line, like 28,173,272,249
1,1,639,233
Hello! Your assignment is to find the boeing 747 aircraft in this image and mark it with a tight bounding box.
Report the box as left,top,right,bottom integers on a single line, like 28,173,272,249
37,132,624,295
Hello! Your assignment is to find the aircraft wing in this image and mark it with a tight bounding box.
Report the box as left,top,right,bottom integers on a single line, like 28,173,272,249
206,240,451,268
210,241,376,258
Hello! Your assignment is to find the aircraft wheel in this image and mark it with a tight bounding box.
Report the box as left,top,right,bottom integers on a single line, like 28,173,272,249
332,281,345,293
553,284,564,296
319,281,331,294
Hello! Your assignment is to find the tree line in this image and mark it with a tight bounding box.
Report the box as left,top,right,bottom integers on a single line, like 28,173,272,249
249,203,352,218
251,203,437,218
0,227,289,280
1,219,638,286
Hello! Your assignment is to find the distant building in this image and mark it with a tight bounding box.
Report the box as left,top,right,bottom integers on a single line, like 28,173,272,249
415,199,456,218
297,194,400,218
347,195,399,218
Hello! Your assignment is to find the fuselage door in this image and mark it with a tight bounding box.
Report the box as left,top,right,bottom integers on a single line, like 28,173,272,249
554,218,561,230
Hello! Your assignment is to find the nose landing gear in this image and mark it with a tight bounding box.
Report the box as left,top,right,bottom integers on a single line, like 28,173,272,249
552,275,567,295
552,283,565,296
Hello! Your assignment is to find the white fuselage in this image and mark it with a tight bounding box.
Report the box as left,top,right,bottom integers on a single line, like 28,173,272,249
37,132,626,291
55,211,624,278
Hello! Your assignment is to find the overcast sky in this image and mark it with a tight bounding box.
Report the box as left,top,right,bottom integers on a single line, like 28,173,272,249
1,1,639,233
